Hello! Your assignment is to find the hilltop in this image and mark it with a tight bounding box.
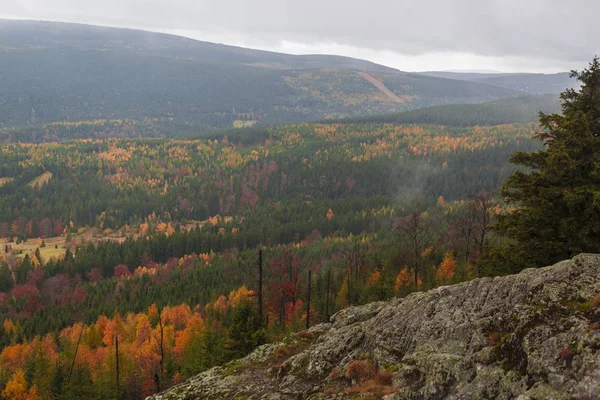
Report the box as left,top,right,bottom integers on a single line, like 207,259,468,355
150,254,600,400
0,19,396,72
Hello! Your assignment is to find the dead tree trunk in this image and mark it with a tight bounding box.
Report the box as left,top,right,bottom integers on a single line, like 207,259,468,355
68,323,85,385
258,249,263,326
306,270,311,329
115,336,120,397
325,269,331,322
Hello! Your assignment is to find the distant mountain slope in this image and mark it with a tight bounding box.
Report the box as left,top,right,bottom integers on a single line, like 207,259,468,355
343,94,561,126
0,19,397,72
421,71,519,80
470,73,575,94
420,71,576,94
0,20,523,130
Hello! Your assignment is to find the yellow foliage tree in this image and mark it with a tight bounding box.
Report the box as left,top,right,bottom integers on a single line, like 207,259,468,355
25,385,43,400
326,208,335,221
3,319,16,336
228,286,252,309
30,254,41,269
337,277,349,308
2,369,27,400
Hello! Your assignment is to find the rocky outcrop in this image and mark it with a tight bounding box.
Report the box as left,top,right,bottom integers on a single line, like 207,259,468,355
149,254,600,399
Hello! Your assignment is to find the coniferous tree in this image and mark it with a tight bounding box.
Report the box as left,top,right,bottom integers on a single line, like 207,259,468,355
495,57,600,270
225,300,265,359
0,262,13,291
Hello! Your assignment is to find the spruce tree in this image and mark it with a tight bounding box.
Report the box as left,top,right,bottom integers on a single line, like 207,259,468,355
225,300,265,360
495,56,600,269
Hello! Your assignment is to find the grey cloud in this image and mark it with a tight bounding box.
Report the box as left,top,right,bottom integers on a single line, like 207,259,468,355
2,0,598,65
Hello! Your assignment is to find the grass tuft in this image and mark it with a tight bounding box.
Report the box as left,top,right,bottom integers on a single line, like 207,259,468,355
345,359,376,383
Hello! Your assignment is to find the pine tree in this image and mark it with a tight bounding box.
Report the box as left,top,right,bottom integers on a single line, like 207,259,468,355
495,57,600,269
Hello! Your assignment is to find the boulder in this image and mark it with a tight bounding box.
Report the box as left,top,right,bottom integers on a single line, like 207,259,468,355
149,254,600,399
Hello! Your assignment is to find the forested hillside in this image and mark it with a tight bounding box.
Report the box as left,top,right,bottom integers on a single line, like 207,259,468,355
0,95,559,142
344,94,561,126
0,118,540,399
0,20,525,131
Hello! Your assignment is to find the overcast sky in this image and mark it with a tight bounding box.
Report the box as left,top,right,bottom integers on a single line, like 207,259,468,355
1,0,597,72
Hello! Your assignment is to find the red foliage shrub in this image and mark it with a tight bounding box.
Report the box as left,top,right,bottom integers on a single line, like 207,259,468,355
591,293,600,308
87,268,103,282
327,368,342,380
10,284,39,299
345,360,376,383
114,264,131,278
560,347,572,361
297,330,314,340
488,332,502,347
70,287,87,303
274,345,291,360
375,371,394,386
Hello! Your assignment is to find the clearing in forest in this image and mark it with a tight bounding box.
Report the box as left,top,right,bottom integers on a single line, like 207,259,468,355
3,236,66,261
358,71,406,103
233,120,258,128
2,220,207,263
0,177,13,187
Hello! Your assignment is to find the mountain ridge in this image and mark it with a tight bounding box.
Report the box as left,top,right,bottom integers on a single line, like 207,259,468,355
0,18,398,72
0,19,532,131
420,71,576,94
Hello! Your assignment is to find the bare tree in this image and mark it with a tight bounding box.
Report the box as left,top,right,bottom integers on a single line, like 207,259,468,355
396,213,430,287
325,269,331,322
449,202,479,264
473,191,496,275
258,249,263,326
305,270,311,329
339,239,364,305
67,323,85,385
151,307,165,393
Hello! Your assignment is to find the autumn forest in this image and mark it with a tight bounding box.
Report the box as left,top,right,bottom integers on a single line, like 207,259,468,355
0,116,544,399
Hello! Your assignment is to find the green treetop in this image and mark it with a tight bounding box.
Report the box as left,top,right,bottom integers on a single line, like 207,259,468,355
496,56,600,269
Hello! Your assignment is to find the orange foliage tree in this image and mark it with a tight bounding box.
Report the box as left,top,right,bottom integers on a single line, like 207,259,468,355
435,252,456,286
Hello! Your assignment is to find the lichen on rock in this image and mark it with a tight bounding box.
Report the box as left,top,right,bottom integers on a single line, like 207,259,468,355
148,254,600,400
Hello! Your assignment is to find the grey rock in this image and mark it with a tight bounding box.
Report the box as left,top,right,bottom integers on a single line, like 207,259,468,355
148,254,600,400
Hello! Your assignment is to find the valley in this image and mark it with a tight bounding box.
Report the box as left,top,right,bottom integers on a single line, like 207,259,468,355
0,16,595,400
0,117,539,398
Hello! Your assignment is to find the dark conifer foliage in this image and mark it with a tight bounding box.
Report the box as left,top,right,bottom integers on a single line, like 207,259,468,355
494,57,600,269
